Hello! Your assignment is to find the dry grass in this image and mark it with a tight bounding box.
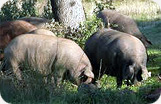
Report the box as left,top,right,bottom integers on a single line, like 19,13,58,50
114,0,160,21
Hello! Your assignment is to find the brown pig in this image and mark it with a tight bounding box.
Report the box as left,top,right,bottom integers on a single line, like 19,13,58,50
3,34,94,86
0,20,37,61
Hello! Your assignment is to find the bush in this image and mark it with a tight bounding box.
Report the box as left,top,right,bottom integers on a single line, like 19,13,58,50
94,0,115,14
0,0,20,22
42,0,53,19
45,15,103,48
0,0,38,22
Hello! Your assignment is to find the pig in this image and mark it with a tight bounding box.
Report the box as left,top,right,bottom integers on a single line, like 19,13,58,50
3,34,94,86
84,28,149,87
27,29,56,37
97,9,152,47
0,20,37,61
18,17,51,28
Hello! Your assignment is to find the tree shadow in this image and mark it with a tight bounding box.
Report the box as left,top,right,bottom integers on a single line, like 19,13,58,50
1,75,160,104
0,73,51,103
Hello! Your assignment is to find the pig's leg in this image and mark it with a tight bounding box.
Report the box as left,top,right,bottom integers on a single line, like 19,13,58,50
10,60,22,80
116,76,123,88
53,65,65,86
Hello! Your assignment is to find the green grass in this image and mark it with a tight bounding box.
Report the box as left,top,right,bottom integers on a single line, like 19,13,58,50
1,0,161,104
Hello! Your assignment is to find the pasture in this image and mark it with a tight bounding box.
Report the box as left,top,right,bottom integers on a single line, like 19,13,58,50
0,0,161,104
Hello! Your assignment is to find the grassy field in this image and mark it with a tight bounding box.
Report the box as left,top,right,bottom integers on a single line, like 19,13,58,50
0,0,161,104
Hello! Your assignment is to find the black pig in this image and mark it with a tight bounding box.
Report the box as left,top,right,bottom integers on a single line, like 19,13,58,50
84,28,149,87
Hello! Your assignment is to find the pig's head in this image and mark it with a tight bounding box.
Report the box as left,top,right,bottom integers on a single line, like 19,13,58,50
77,66,94,85
65,64,94,86
123,63,149,85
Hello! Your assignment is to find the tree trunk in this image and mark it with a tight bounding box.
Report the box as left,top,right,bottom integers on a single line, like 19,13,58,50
50,0,86,29
35,0,48,15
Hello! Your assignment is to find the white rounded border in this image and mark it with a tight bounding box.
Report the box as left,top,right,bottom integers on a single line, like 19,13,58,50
0,0,12,10
0,93,8,104
0,0,161,104
153,96,161,104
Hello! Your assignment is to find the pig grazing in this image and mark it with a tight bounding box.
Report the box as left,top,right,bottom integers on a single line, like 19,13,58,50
84,28,149,87
97,9,152,47
27,29,56,37
3,34,94,86
0,20,37,60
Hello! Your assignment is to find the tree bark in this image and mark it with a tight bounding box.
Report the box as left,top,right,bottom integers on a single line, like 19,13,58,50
50,0,86,29
35,0,48,15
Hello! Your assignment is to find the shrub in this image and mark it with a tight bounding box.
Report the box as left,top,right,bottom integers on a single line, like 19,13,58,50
0,0,38,22
0,0,20,22
45,15,103,48
42,0,53,19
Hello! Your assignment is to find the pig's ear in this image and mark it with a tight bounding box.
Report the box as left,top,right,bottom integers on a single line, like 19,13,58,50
79,69,94,84
83,69,94,84
122,64,134,80
78,64,94,79
77,64,94,84
78,67,94,83
84,69,94,79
